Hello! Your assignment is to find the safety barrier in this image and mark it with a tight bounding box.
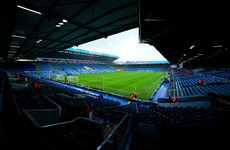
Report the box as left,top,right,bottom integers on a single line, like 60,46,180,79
96,114,130,150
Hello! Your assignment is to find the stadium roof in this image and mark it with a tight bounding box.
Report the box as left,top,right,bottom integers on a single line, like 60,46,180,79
0,0,138,61
65,47,119,59
39,47,119,63
139,1,230,66
1,0,229,67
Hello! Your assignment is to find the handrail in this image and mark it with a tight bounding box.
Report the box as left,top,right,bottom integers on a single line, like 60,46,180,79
96,114,128,150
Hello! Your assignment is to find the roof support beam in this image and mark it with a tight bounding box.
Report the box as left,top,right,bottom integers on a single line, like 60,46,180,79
35,16,138,58
32,2,138,57
15,0,62,57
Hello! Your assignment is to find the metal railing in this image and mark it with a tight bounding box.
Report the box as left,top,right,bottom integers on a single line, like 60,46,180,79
96,114,130,150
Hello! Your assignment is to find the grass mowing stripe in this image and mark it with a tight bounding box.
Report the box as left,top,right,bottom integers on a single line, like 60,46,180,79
50,71,167,100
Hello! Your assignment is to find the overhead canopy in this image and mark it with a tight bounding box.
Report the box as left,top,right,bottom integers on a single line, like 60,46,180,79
139,0,230,67
40,47,119,63
2,0,229,67
0,0,138,61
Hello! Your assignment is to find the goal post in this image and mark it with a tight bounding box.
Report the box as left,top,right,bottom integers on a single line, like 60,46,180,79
56,75,65,81
67,76,78,83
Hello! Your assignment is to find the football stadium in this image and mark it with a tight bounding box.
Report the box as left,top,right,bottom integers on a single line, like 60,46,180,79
0,1,230,150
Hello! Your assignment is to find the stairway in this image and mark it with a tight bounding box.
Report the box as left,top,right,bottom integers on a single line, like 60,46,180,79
35,72,41,77
48,63,53,70
35,63,40,71
56,64,68,74
48,63,59,75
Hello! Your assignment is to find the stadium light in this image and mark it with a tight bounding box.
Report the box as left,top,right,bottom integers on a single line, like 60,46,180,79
10,45,20,48
11,34,26,39
36,39,42,43
17,5,42,15
62,19,68,23
58,22,64,25
8,51,17,53
213,45,222,48
8,53,14,57
189,45,195,49
56,25,61,28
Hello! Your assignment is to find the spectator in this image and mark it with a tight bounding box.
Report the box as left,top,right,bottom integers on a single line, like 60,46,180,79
82,105,90,118
173,96,179,103
24,77,28,83
99,93,103,99
61,107,68,119
33,82,40,91
88,85,90,91
134,91,137,98
130,94,133,100
198,79,204,87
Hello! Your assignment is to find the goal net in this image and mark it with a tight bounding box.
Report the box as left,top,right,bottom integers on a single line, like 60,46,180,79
56,75,65,81
67,76,78,83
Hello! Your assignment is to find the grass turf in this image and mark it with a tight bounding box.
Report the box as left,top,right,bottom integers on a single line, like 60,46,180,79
53,71,167,100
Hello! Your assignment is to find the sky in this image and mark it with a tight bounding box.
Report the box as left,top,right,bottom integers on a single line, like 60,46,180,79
76,28,168,62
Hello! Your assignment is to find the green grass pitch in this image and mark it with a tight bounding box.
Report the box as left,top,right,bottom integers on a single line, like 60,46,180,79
54,71,167,100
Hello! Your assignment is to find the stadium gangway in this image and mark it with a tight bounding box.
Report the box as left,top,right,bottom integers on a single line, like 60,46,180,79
175,80,180,97
177,79,186,96
168,82,172,97
178,80,184,97
173,81,176,97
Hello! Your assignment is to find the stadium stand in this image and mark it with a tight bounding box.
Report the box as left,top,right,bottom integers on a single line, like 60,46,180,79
1,0,230,149
123,63,169,72
1,54,230,150
0,70,228,149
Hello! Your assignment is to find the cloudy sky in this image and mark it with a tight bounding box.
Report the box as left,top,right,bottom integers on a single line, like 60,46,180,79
77,28,168,62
